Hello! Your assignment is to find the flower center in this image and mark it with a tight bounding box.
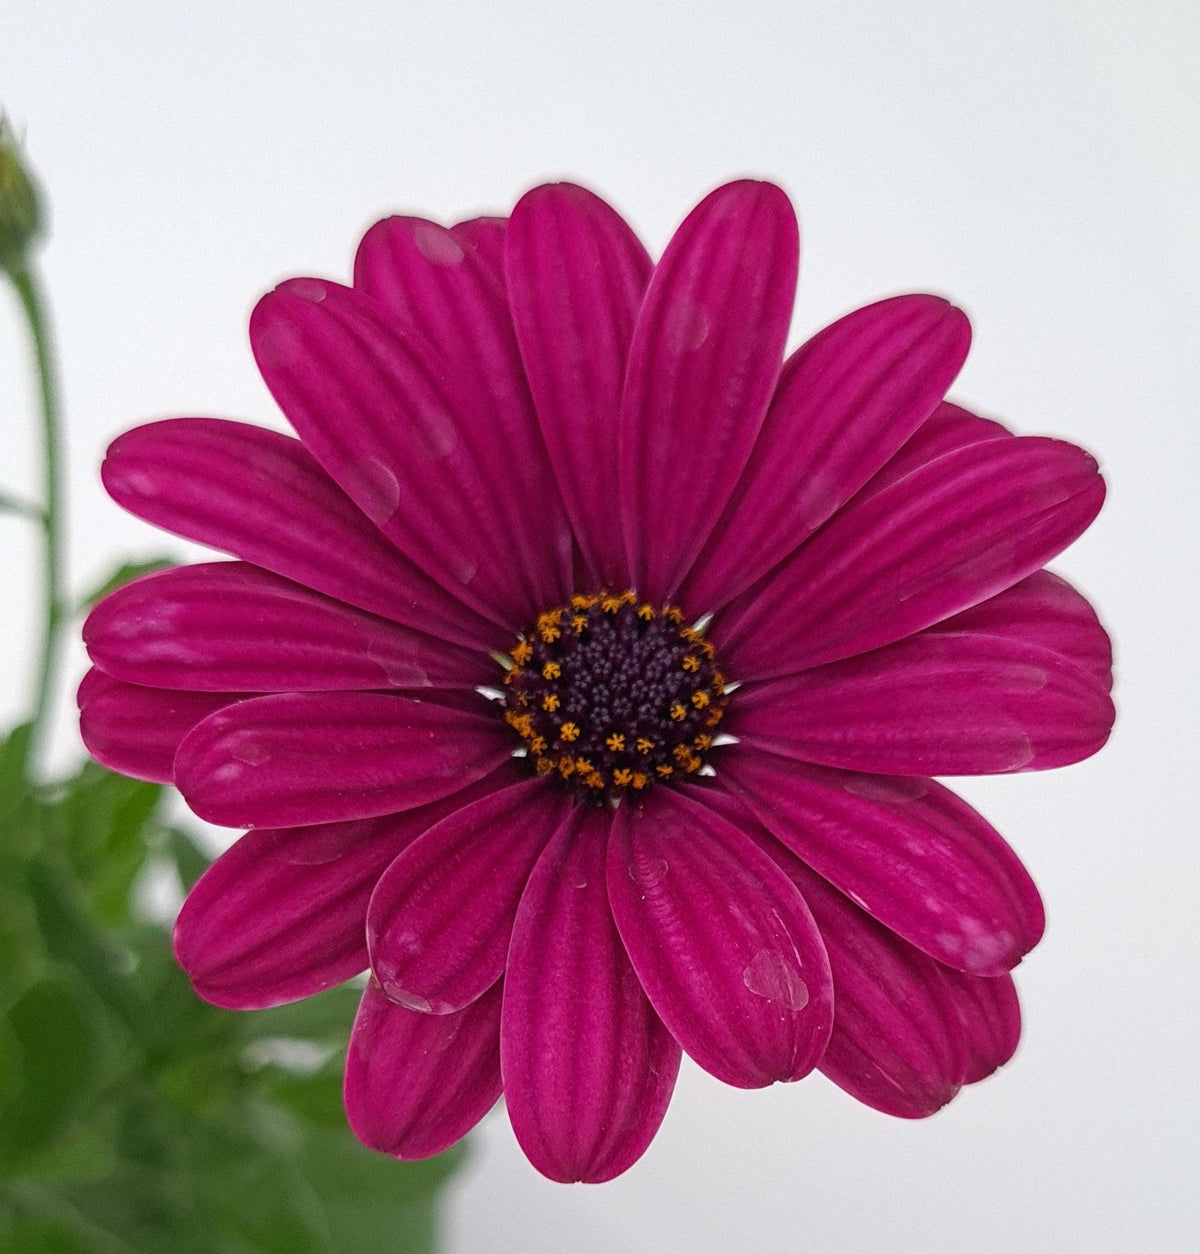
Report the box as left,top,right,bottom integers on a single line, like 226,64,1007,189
501,591,728,801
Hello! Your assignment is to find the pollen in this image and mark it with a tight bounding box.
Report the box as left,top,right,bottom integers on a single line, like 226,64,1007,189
499,590,733,802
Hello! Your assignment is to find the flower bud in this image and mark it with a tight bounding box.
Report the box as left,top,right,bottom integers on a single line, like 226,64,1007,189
0,118,44,275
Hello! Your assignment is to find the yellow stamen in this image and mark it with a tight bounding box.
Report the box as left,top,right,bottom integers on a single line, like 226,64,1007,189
511,640,533,665
542,660,562,680
691,690,710,709
635,737,654,755
606,732,626,752
681,654,701,672
541,693,560,712
613,768,633,787
632,772,649,789
669,702,687,722
559,722,580,742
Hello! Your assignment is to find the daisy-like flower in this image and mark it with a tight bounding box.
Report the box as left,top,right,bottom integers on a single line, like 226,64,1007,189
80,180,1113,1183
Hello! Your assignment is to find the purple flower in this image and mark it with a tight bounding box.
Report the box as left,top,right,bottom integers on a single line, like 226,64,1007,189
80,180,1112,1182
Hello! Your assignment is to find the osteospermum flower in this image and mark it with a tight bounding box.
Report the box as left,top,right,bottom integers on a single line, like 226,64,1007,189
80,179,1113,1183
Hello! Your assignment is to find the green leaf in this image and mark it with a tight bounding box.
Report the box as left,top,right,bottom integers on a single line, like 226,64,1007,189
0,722,34,821
238,985,363,1048
164,826,210,893
0,975,104,1167
80,558,175,611
257,1066,346,1130
298,1128,463,1254
49,763,163,924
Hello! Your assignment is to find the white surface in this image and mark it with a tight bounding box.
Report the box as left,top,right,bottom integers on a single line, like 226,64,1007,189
2,3,1196,1251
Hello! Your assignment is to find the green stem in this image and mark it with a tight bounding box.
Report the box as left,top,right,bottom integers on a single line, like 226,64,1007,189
9,263,64,777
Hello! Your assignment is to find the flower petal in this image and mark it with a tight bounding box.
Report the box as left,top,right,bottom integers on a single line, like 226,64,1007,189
175,692,511,828
931,568,1113,684
937,968,1022,1084
502,805,680,1182
77,668,242,783
367,779,570,1014
173,779,498,1009
756,828,967,1118
251,278,572,628
84,562,488,693
450,215,508,283
857,401,1011,500
353,214,569,612
734,632,1114,775
718,752,1044,975
344,979,503,1160
506,182,652,588
718,435,1105,680
607,786,832,1088
102,418,499,651
683,296,971,613
619,181,799,602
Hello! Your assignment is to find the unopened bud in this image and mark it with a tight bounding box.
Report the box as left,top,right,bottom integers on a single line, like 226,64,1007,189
0,118,44,274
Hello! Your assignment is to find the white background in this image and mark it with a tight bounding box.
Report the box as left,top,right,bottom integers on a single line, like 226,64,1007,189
2,3,1196,1251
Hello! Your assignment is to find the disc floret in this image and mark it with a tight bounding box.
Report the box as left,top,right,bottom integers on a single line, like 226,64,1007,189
502,591,728,801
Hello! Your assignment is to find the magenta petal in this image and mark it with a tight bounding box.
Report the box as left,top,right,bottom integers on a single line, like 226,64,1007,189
173,787,487,1009
938,968,1022,1084
857,400,1011,501
607,787,832,1088
367,780,569,1014
719,752,1044,975
620,181,799,602
252,279,571,628
450,216,508,284
757,832,967,1117
932,568,1113,684
684,296,971,612
735,632,1114,775
84,562,488,693
102,418,500,651
506,183,651,588
175,692,511,828
719,435,1105,680
78,668,242,783
502,806,681,1183
353,214,570,610
344,979,503,1160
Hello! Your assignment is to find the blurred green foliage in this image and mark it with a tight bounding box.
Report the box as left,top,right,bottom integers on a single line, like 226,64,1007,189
0,710,461,1253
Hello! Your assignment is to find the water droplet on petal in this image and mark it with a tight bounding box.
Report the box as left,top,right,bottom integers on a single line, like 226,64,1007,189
412,220,465,265
743,950,809,1011
346,457,401,524
629,856,668,889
